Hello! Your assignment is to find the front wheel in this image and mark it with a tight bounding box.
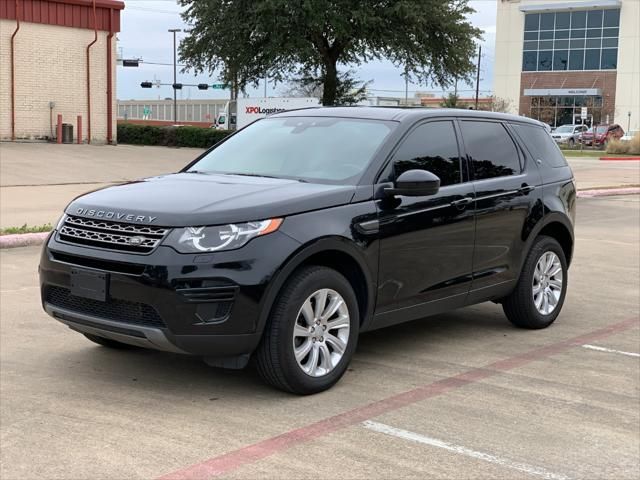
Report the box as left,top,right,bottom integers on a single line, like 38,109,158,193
567,138,575,147
255,266,359,394
502,236,568,329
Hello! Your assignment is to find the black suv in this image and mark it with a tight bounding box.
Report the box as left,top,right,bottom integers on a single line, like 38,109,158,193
39,108,575,394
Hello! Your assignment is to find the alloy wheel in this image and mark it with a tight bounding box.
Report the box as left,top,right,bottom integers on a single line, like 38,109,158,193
292,289,350,377
532,251,563,315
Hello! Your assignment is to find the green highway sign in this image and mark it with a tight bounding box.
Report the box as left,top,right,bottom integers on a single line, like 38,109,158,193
211,83,227,89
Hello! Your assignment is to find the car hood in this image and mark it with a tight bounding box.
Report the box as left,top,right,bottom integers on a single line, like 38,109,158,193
67,173,356,226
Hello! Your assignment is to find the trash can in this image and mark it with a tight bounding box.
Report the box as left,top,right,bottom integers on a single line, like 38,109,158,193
61,123,73,144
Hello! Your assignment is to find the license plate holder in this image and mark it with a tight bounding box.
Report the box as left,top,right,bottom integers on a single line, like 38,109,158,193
70,268,108,302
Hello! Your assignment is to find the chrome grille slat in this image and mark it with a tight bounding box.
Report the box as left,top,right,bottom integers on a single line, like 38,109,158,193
58,215,169,254
64,216,168,236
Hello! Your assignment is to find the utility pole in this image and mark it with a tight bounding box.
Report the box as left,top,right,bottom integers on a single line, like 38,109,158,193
168,28,181,123
475,44,482,110
404,68,409,106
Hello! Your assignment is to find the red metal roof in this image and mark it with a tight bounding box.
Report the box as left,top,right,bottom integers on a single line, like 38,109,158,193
0,0,124,32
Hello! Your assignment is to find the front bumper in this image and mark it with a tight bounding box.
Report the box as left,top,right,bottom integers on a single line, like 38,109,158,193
39,230,301,357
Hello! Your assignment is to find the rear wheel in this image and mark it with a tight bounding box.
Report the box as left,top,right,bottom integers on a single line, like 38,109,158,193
502,236,568,329
83,333,136,349
255,266,359,394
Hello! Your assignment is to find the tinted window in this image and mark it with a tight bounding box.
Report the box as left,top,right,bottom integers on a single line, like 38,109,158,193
190,117,395,185
512,124,567,168
460,121,520,180
392,121,461,187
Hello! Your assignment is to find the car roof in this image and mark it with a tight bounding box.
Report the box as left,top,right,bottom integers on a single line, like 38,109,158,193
271,106,545,127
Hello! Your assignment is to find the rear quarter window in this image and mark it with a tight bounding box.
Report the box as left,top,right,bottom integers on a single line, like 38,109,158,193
512,124,568,168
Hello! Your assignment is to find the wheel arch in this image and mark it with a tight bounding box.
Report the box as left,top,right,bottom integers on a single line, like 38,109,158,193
525,213,574,267
256,237,376,336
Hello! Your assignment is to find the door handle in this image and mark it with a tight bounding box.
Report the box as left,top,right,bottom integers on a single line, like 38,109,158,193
450,196,473,208
519,185,536,194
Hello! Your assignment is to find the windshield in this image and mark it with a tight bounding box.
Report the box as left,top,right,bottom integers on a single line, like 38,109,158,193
587,126,607,133
555,126,573,133
187,116,396,184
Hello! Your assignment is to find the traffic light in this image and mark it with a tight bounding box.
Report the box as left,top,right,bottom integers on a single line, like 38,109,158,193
197,83,209,90
172,83,183,90
140,81,153,88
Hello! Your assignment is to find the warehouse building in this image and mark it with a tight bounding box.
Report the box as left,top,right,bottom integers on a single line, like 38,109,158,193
0,0,124,143
494,0,639,130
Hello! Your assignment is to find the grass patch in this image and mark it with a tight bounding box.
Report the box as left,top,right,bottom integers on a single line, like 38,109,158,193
0,223,52,236
561,150,605,158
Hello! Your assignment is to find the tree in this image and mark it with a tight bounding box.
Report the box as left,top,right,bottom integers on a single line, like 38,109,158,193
485,96,512,113
282,69,371,105
440,93,462,108
179,0,482,105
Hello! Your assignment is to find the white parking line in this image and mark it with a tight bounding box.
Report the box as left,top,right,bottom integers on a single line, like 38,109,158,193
362,421,570,480
582,344,640,358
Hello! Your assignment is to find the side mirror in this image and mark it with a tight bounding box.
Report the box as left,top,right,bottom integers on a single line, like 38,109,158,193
385,169,440,197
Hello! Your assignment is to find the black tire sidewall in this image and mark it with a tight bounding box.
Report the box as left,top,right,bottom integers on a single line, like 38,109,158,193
273,267,359,394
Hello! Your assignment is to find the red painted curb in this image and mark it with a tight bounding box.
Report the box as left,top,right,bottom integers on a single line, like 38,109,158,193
600,157,640,161
0,231,50,249
158,317,639,480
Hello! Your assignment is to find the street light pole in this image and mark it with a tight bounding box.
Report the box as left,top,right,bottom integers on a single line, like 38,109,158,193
168,28,181,123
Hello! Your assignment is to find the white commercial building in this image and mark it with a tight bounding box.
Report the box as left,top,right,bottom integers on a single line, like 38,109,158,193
494,0,639,130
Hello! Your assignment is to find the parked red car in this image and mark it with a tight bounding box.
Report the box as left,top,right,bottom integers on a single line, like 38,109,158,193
580,124,625,147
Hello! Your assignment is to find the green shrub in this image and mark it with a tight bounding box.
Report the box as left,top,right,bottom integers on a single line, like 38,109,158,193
117,123,230,148
117,123,164,145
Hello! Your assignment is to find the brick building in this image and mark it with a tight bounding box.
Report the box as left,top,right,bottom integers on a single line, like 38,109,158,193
0,0,124,143
494,0,639,130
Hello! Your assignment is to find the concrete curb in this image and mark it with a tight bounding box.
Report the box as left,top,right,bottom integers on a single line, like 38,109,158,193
600,157,640,161
577,187,640,198
0,232,50,249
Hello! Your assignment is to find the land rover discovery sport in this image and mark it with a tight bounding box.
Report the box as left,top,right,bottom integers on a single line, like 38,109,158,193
39,108,575,394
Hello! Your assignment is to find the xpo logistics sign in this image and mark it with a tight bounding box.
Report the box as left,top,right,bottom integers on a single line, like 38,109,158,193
245,106,287,115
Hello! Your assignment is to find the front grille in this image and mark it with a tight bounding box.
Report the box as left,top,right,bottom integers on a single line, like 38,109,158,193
57,215,169,254
45,286,166,328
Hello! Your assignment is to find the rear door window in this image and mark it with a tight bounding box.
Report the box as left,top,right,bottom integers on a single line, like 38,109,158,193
459,121,521,180
512,124,568,168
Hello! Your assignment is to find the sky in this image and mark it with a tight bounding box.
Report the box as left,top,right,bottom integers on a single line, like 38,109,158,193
116,0,498,101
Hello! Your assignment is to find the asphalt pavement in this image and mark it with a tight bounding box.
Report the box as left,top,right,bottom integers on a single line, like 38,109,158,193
1,194,638,479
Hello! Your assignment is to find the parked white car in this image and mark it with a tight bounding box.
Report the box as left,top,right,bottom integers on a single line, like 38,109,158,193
620,130,639,142
551,124,588,147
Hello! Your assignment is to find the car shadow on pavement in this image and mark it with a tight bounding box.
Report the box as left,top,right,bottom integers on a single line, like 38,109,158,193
47,303,511,399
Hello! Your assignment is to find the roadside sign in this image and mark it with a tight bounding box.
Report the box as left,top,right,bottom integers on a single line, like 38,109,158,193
211,84,227,89
581,107,588,120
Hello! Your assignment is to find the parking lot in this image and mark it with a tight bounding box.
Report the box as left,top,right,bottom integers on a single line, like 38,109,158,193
1,190,638,478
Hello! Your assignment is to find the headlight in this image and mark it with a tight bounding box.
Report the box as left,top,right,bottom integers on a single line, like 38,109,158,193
165,218,283,253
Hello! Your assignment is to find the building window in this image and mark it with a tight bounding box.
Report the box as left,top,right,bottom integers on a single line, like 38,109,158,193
522,8,619,71
529,96,604,128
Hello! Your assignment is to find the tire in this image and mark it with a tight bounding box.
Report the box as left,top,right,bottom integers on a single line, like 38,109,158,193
567,138,575,147
255,266,359,395
83,333,136,349
502,236,568,329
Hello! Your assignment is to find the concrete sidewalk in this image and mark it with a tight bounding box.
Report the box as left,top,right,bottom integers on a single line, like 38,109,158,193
0,142,639,229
